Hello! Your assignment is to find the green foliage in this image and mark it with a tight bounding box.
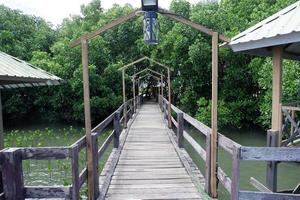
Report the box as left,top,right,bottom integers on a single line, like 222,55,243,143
1,0,299,130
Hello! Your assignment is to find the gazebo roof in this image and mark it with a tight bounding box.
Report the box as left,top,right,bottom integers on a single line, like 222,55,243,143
0,51,63,89
229,1,300,60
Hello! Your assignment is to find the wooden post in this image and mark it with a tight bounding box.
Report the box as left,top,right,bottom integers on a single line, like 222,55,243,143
161,75,164,112
158,84,161,107
167,68,172,128
92,134,100,198
114,111,121,148
81,38,95,200
122,69,127,129
205,133,211,195
71,144,80,200
0,90,3,150
138,79,140,108
177,112,184,148
210,32,219,198
271,46,282,133
231,146,241,200
291,110,295,136
133,77,136,113
2,148,24,200
266,130,279,192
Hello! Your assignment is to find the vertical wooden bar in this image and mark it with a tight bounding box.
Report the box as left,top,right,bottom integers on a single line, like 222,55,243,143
0,91,3,150
2,148,24,200
81,38,95,200
92,134,100,198
210,32,219,198
161,75,164,112
291,110,295,136
133,77,136,113
167,68,172,128
177,112,184,148
266,130,278,192
158,84,161,107
114,111,121,148
123,70,127,128
231,146,241,200
122,69,127,129
271,46,282,132
205,133,211,195
71,144,80,200
138,79,140,108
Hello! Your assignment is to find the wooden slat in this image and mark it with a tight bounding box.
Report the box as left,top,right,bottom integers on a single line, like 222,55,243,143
239,191,300,200
70,9,140,47
24,186,71,198
159,8,230,43
217,167,231,193
98,131,114,159
183,131,206,161
79,167,87,188
240,147,300,161
21,147,71,160
92,113,114,137
72,136,86,150
218,133,241,155
250,177,272,193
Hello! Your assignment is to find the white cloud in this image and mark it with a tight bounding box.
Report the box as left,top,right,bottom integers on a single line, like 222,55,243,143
1,0,201,25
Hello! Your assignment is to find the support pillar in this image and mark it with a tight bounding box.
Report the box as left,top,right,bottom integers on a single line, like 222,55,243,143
167,68,171,128
271,46,283,139
122,69,127,129
210,32,219,198
0,90,3,150
81,38,95,200
133,77,136,113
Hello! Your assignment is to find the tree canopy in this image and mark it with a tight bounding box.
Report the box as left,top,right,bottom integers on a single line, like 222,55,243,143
1,0,299,130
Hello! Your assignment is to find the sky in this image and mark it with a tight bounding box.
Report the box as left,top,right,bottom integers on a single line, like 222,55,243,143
1,0,200,26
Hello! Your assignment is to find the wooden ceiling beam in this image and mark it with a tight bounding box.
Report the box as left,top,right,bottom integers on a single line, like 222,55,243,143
70,9,141,48
158,8,231,43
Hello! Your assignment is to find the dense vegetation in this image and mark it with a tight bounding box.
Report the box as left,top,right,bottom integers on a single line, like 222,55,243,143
0,0,299,130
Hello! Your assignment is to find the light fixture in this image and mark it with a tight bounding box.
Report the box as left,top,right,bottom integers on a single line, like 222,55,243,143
141,0,158,12
141,0,159,45
143,11,159,45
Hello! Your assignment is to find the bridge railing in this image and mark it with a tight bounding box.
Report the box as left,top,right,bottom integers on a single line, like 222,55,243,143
0,95,142,200
160,95,300,200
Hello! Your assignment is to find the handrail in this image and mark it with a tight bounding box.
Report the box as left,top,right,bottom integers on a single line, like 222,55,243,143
0,96,142,200
160,95,300,200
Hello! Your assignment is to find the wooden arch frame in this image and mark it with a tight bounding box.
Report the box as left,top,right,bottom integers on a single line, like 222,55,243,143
120,57,173,129
70,6,230,199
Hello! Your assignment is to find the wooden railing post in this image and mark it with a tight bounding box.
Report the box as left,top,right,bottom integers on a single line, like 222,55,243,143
129,101,133,119
91,133,100,198
2,148,24,200
177,112,184,148
266,130,278,192
164,101,167,120
71,144,80,200
205,133,211,195
231,146,241,200
114,111,121,148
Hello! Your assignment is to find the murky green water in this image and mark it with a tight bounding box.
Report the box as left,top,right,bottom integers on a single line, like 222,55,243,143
5,123,300,199
185,126,300,200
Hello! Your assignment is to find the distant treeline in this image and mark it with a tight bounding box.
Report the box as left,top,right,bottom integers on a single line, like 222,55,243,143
0,0,299,129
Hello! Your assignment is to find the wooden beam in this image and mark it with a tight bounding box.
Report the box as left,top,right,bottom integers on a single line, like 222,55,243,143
271,46,283,133
158,8,230,43
210,32,219,198
133,68,164,78
122,70,127,129
167,68,172,128
119,57,148,71
146,56,174,71
70,9,140,47
132,77,136,113
81,38,95,200
0,90,3,150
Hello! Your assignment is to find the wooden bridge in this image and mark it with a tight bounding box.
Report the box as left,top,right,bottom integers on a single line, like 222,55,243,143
0,96,299,200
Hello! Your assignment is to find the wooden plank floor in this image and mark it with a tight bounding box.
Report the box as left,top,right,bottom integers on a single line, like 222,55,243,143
104,102,204,200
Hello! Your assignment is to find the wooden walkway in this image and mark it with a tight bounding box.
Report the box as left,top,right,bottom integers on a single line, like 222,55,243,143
101,102,208,200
